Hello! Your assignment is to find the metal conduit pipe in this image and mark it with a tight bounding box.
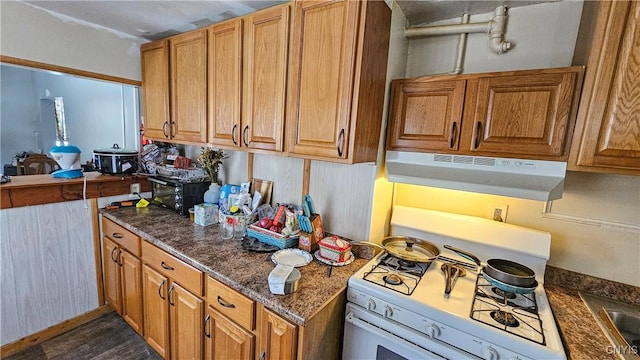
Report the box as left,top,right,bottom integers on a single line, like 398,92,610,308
404,6,512,55
449,13,470,75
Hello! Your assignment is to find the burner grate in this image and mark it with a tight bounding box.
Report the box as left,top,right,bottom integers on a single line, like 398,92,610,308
362,263,419,296
470,273,546,345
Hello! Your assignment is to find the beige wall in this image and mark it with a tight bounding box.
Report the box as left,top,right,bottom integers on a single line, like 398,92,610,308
0,1,141,81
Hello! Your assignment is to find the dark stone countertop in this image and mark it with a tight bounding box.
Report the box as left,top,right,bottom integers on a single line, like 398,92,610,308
545,266,640,360
100,205,369,327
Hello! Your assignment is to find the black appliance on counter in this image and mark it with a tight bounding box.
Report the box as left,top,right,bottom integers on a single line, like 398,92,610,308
150,176,210,216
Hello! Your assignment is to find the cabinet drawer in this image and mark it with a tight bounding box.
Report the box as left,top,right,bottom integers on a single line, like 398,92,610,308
103,218,140,256
141,241,203,296
207,276,255,330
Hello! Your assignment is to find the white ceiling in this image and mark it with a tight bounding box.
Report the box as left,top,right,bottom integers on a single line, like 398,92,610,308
20,0,558,42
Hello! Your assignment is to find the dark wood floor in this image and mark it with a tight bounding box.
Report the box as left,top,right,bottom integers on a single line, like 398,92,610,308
3,312,161,360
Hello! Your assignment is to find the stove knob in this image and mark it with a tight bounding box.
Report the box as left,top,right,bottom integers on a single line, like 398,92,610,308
367,299,376,311
384,305,393,318
481,346,499,360
425,324,440,338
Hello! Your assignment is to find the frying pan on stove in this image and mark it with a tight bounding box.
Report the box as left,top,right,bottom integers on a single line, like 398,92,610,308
444,245,536,288
483,272,538,294
353,236,440,264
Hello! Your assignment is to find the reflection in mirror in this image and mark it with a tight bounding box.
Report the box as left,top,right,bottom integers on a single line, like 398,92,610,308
0,63,140,175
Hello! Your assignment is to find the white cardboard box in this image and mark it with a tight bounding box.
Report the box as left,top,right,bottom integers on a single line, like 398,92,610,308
195,203,218,226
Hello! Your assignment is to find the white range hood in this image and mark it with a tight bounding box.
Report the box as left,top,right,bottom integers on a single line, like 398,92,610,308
385,151,567,201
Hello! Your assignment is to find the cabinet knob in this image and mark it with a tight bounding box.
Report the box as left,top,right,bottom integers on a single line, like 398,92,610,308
162,122,169,138
203,314,211,338
217,295,236,309
161,261,174,271
232,124,238,146
337,128,345,157
474,121,483,149
243,125,249,147
449,122,458,149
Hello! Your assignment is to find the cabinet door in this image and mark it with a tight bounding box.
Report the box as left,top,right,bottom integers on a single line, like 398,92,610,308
468,71,579,159
208,19,243,147
387,79,466,152
121,249,143,336
103,237,122,315
205,307,254,360
243,5,290,152
170,282,204,360
571,1,640,172
143,264,170,359
170,29,207,143
259,307,297,360
287,0,360,159
141,40,170,140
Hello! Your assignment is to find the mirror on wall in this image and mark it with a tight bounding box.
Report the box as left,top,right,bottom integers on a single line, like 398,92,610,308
0,63,141,175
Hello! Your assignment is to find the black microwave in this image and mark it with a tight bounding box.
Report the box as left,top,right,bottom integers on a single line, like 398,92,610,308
150,176,210,216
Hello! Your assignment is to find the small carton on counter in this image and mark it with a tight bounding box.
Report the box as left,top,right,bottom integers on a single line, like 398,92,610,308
194,203,219,226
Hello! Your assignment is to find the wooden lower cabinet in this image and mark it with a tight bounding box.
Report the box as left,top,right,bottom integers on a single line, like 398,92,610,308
259,307,297,360
102,234,143,336
170,283,204,360
143,264,170,358
205,307,255,360
142,263,204,360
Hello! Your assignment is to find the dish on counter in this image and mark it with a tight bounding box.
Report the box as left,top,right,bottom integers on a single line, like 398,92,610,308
271,248,312,267
241,235,279,252
314,250,354,266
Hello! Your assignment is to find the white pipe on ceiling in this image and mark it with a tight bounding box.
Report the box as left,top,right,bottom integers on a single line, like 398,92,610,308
404,6,512,55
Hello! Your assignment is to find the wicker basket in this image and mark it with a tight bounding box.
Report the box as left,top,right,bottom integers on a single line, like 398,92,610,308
246,223,299,249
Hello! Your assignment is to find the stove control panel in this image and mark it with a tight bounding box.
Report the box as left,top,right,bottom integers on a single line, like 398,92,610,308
346,288,535,360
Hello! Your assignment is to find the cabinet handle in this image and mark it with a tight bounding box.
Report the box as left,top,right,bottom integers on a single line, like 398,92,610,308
161,261,174,271
168,285,175,306
159,279,166,300
162,122,169,138
449,122,458,149
259,352,265,360
232,124,238,146
112,232,123,239
116,249,123,267
110,246,118,263
170,121,176,138
474,121,483,149
217,295,236,309
203,314,211,338
337,128,345,157
243,125,249,147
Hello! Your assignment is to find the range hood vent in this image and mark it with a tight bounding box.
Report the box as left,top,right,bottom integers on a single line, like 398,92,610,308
386,151,567,201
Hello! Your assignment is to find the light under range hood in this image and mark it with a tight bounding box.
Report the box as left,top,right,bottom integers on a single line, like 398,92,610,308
385,151,567,201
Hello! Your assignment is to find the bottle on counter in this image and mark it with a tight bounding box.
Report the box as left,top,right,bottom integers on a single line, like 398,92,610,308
204,184,221,204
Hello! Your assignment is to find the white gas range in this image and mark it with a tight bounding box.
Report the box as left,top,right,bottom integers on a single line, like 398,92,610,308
343,206,566,360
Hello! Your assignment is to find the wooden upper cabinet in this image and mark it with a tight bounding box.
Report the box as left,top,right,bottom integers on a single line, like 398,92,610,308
287,0,391,163
243,5,290,152
387,67,583,161
387,79,466,152
208,19,243,147
467,70,580,158
141,40,170,140
570,1,640,174
170,29,208,143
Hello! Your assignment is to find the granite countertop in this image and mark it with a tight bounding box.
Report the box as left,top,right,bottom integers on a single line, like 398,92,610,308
544,263,640,360
546,284,619,360
100,205,369,327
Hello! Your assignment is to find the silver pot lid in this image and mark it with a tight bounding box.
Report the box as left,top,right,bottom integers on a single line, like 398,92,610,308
93,143,139,155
